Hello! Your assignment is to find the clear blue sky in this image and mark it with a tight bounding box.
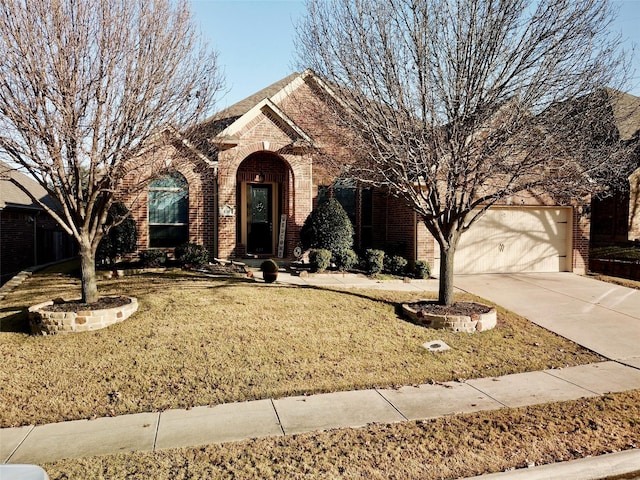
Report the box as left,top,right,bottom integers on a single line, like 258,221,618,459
191,0,640,109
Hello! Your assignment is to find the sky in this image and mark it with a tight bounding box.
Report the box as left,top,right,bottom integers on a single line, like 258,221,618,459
192,0,640,108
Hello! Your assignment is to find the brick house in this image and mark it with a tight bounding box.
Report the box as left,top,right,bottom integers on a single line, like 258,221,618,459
590,90,640,244
0,161,75,284
125,70,608,274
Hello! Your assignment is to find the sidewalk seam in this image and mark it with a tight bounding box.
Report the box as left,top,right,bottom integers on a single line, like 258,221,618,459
270,399,286,436
152,413,161,451
3,425,35,463
464,382,510,408
374,389,409,421
542,369,603,396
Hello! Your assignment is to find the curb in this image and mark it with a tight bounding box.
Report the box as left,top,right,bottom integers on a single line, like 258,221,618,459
462,449,640,479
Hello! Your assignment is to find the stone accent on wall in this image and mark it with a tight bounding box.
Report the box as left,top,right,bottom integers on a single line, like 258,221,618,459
29,296,138,335
402,302,497,333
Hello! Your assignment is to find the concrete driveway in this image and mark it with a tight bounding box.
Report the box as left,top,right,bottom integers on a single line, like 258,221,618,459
454,273,640,368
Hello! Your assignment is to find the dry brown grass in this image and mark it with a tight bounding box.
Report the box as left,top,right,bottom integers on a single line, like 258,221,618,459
0,266,601,427
587,273,640,290
43,390,640,479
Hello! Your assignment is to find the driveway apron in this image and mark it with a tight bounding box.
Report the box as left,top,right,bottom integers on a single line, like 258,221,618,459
454,273,640,368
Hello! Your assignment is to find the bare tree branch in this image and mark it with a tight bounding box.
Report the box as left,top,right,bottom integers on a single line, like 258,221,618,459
296,0,636,305
0,0,224,302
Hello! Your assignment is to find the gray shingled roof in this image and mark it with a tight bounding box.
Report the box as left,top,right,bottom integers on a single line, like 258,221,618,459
215,72,301,122
0,161,55,210
608,89,640,141
184,72,302,155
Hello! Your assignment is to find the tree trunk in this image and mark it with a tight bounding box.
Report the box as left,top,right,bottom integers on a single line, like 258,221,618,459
438,244,456,306
79,241,99,304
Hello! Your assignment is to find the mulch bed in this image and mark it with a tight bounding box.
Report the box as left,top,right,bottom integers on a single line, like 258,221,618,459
407,301,492,316
42,296,131,313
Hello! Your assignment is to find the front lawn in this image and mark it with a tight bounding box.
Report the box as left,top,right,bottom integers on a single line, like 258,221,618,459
0,267,601,427
591,243,640,261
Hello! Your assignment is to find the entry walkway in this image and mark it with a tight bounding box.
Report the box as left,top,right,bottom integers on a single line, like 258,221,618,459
2,272,640,477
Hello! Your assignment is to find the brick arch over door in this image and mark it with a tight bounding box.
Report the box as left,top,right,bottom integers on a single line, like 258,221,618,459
235,151,294,258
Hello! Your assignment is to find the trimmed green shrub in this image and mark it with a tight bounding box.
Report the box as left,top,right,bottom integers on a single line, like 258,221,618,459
175,242,209,266
309,249,332,272
96,202,137,266
414,260,431,279
300,198,354,258
385,255,408,276
260,259,279,273
335,249,359,271
139,249,167,268
364,249,385,275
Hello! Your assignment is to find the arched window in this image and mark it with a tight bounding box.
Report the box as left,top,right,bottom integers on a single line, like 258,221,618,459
148,172,188,247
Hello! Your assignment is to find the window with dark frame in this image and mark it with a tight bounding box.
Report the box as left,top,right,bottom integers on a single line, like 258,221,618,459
148,172,189,248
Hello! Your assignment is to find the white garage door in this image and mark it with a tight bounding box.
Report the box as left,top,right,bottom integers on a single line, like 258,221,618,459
453,207,570,274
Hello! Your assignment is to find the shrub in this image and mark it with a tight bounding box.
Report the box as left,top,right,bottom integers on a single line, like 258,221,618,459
363,249,385,275
385,255,408,276
96,202,137,266
175,242,209,266
260,259,279,273
300,198,354,258
309,249,332,272
334,249,359,271
139,249,167,268
414,260,431,279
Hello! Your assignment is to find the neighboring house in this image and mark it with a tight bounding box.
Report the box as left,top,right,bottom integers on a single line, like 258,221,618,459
124,70,619,274
0,162,75,284
590,90,640,244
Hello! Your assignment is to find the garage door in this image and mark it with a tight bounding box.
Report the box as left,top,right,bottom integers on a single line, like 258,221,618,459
453,207,570,274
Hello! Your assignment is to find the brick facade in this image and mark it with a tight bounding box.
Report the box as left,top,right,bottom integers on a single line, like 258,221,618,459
123,143,217,256
0,209,75,284
123,72,593,274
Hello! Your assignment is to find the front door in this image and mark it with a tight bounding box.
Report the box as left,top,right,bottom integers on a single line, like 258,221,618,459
247,184,273,254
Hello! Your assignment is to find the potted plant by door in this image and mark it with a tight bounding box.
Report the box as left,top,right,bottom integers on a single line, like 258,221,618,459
260,259,279,283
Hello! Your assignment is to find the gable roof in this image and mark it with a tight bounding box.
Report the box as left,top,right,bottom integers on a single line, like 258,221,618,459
0,161,55,211
216,72,301,123
607,89,640,141
200,71,320,150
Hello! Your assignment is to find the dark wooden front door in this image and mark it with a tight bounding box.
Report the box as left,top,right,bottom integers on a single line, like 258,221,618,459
247,184,273,254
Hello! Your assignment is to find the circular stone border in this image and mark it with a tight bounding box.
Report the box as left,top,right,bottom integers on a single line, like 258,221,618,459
401,301,497,333
28,296,138,335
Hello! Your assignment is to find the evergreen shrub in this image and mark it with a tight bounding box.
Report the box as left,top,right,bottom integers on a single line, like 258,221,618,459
335,249,359,271
309,249,332,272
414,260,431,279
300,198,354,258
139,249,167,268
385,255,408,275
175,242,209,266
364,249,385,275
96,202,137,266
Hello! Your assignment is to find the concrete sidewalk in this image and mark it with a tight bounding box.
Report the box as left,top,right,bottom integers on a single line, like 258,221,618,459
2,271,640,477
3,361,640,465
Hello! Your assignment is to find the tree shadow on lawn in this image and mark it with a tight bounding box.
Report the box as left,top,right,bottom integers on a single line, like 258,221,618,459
266,283,436,321
0,306,30,333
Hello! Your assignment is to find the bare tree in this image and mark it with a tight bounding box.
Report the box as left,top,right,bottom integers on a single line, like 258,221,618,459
0,0,223,303
297,0,634,305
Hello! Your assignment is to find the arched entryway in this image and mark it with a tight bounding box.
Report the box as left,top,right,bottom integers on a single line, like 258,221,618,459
236,152,291,257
